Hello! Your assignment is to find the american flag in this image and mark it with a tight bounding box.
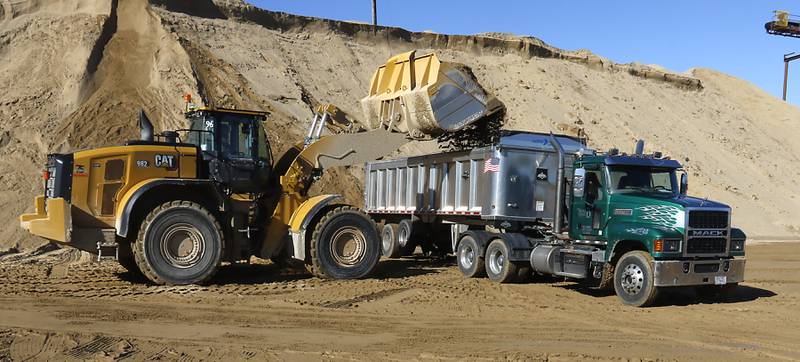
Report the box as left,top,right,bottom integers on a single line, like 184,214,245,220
483,156,500,173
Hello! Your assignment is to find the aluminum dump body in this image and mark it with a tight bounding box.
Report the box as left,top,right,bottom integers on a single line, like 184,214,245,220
365,132,591,224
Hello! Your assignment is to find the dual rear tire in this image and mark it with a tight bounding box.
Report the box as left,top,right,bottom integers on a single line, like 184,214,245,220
380,219,416,258
456,237,521,283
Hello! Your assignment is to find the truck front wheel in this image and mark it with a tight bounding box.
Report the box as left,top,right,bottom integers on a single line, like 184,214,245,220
133,201,223,285
614,251,659,307
309,206,381,279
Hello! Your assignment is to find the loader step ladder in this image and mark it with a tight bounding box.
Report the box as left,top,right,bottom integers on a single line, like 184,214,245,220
96,242,119,262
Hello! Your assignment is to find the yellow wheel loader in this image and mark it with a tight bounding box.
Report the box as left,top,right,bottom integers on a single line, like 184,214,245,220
19,51,503,285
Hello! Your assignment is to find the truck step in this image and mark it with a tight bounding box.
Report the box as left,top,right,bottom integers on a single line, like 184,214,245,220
96,242,119,262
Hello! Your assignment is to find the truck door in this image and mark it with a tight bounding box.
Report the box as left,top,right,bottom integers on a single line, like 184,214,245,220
571,166,609,239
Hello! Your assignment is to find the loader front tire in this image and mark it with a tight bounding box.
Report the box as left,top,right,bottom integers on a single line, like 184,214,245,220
309,206,380,279
133,201,223,285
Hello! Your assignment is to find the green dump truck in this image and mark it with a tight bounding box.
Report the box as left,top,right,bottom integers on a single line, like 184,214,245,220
366,133,746,307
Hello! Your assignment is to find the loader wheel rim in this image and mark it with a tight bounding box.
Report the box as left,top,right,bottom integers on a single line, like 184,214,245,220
620,263,645,295
488,248,505,275
330,226,367,267
460,245,475,269
160,223,205,269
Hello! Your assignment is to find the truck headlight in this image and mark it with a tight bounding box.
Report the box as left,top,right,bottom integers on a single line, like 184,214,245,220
663,239,681,252
654,239,681,253
731,239,745,252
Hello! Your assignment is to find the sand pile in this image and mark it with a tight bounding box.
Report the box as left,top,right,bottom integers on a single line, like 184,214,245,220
2,0,799,249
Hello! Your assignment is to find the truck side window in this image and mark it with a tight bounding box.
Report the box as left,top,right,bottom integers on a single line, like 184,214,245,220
585,171,603,202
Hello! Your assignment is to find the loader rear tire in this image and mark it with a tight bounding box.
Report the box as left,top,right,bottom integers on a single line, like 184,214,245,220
133,201,223,285
309,206,380,279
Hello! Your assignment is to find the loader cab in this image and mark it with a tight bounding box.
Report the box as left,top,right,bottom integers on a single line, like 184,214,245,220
185,108,273,193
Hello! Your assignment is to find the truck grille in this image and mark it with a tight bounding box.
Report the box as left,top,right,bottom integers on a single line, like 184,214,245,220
688,210,728,229
687,237,727,254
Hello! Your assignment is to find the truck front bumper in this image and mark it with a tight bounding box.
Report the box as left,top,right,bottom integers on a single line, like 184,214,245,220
19,196,71,243
653,258,745,287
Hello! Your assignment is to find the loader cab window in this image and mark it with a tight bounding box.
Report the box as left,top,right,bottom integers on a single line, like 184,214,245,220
218,117,254,160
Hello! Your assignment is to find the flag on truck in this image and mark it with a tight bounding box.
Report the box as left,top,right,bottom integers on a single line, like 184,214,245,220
483,156,500,173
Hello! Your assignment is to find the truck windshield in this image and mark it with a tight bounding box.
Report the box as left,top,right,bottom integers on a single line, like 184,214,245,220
608,166,677,194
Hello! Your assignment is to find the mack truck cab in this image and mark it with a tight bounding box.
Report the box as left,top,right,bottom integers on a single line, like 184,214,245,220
560,150,746,306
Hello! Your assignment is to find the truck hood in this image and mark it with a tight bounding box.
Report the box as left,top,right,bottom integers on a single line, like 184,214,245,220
613,193,729,209
610,193,730,230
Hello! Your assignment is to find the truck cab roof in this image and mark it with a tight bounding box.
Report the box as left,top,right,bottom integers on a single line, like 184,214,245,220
581,154,682,169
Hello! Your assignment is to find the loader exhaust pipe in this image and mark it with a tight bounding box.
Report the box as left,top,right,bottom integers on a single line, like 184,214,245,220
139,109,154,142
548,133,565,234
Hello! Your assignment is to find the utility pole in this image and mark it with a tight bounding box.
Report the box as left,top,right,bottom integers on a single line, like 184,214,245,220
783,52,800,100
371,0,377,30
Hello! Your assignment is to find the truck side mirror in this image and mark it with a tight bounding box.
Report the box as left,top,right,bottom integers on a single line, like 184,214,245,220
573,168,586,198
680,173,688,196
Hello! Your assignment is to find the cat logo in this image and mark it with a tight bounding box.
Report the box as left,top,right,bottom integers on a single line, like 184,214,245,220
154,154,177,169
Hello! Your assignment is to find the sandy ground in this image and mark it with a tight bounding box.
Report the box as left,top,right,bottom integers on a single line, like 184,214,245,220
0,241,796,361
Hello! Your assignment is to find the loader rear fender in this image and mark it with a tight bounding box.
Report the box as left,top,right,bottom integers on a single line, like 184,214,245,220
287,194,343,261
115,179,223,239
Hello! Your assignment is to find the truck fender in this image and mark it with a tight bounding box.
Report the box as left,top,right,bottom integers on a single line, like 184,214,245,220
494,232,534,262
115,179,219,238
287,194,343,261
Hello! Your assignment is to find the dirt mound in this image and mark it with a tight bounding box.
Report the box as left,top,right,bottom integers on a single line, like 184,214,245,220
2,0,800,250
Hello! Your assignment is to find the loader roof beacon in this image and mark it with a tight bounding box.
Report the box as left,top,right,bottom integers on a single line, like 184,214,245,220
19,51,502,285
367,136,747,307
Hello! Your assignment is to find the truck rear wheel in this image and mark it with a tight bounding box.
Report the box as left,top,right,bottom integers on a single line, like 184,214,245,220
133,201,223,285
457,234,485,278
309,206,380,279
613,251,659,307
397,219,417,256
485,239,518,283
381,223,401,258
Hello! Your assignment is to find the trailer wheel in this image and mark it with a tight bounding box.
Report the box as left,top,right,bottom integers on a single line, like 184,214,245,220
309,206,380,279
397,219,417,256
613,251,659,307
485,239,518,283
381,224,401,258
133,201,223,285
457,234,485,278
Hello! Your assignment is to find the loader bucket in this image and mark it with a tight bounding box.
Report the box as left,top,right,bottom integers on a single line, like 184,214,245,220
360,51,504,140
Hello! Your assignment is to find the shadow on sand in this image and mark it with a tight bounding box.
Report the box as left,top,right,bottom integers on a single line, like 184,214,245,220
559,282,777,306
115,256,446,285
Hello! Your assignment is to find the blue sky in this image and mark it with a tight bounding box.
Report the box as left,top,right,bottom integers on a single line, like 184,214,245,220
251,1,800,104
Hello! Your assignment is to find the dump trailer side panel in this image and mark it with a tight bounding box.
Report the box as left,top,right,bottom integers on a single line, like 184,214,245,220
365,132,590,226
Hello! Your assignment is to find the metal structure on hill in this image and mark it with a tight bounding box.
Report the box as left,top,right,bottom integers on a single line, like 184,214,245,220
766,11,800,100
